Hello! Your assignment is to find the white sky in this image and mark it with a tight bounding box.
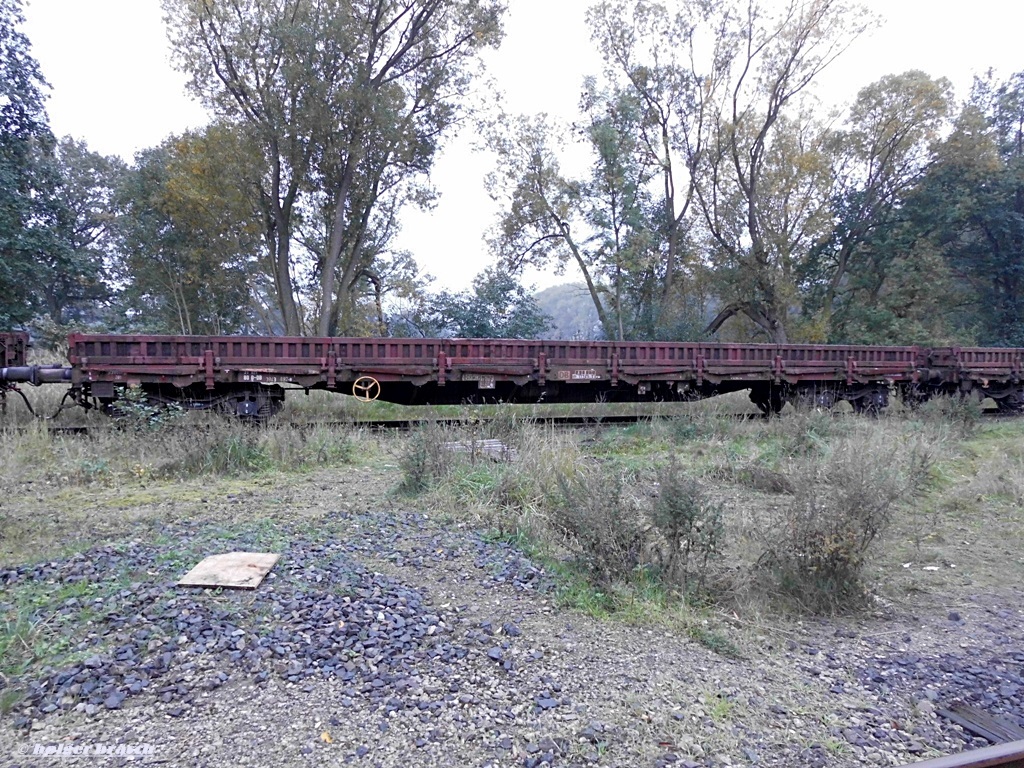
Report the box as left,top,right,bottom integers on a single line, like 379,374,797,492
21,0,1024,292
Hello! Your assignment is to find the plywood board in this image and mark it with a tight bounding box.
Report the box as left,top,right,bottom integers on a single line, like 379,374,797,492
444,439,518,462
938,703,1024,744
177,552,280,590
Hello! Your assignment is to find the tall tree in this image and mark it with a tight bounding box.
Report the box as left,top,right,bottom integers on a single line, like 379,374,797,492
488,91,711,341
809,71,952,340
491,0,868,343
696,0,872,342
587,0,729,331
113,132,261,334
487,114,618,338
0,0,59,327
908,72,1024,345
37,138,126,325
163,0,504,336
579,82,660,340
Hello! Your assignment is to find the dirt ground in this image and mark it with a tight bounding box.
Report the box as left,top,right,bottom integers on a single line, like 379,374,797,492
1,446,1023,768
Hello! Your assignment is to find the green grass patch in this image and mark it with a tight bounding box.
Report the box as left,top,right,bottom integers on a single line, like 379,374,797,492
0,569,136,711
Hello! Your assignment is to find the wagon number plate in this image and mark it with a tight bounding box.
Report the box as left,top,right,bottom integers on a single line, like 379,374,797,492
240,373,290,383
557,369,601,381
463,374,496,389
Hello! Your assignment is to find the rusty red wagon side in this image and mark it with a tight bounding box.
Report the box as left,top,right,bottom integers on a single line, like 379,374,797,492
57,334,930,415
1,331,29,368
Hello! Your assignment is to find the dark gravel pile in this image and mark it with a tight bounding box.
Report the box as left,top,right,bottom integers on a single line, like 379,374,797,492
471,538,553,593
814,607,1024,763
341,510,554,592
0,511,554,732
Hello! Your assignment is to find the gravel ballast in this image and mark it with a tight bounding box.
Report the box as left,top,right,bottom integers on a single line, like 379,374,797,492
1,471,1022,767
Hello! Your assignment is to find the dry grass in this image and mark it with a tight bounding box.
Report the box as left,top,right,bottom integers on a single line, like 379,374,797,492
394,402,1024,614
0,414,378,566
0,417,361,487
4,389,1024,615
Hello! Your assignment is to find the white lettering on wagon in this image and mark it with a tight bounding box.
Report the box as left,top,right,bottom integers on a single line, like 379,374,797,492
240,373,292,383
556,369,601,381
462,374,496,389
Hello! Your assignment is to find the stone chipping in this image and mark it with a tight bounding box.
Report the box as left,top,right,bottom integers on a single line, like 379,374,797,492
1,500,1022,768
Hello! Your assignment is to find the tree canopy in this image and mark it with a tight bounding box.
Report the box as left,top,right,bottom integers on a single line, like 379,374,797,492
0,0,59,327
3,0,1024,351
162,0,505,335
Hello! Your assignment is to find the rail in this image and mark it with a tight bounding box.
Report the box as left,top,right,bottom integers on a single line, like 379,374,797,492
902,739,1024,767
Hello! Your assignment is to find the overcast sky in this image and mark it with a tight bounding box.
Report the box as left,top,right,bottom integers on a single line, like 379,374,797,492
21,0,1024,292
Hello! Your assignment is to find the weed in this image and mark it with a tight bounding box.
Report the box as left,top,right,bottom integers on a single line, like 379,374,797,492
823,738,848,756
549,464,647,588
915,395,983,439
170,428,272,476
74,456,113,485
734,465,794,494
668,408,736,444
767,409,837,458
755,433,935,612
0,687,24,716
0,587,93,691
549,562,615,619
110,386,186,432
705,692,736,723
398,421,456,494
649,458,724,594
687,625,742,658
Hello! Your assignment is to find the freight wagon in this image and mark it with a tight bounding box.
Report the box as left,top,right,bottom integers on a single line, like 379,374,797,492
3,333,1022,417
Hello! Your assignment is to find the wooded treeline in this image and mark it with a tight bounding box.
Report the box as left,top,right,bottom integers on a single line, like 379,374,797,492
2,0,1022,346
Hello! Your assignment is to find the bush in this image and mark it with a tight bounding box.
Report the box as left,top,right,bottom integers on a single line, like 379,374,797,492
110,386,185,432
766,408,838,458
261,425,354,469
549,464,647,588
669,412,727,443
146,421,356,479
397,421,458,494
755,435,934,612
915,394,983,438
157,425,271,477
649,458,724,594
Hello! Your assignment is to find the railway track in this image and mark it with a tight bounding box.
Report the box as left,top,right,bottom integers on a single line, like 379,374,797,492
7,406,1014,436
904,739,1024,767
30,412,762,436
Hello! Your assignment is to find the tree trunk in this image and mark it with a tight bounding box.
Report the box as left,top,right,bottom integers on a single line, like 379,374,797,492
551,214,616,339
274,234,301,335
318,122,366,336
704,300,788,343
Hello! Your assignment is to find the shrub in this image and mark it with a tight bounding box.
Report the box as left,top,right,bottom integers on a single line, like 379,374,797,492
159,425,272,477
260,425,354,469
109,386,185,432
549,464,647,588
668,408,735,444
767,408,837,458
649,458,724,594
397,421,458,494
915,394,983,438
755,435,934,612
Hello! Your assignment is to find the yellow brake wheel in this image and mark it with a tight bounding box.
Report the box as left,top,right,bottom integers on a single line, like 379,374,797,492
352,376,381,402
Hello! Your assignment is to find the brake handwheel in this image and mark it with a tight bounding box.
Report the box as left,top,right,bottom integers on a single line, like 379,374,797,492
352,376,381,402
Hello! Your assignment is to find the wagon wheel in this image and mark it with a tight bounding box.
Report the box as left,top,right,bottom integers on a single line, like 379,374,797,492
352,376,381,402
996,390,1024,413
853,393,882,416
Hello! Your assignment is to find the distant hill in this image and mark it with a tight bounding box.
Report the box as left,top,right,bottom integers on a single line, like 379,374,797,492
534,284,603,340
